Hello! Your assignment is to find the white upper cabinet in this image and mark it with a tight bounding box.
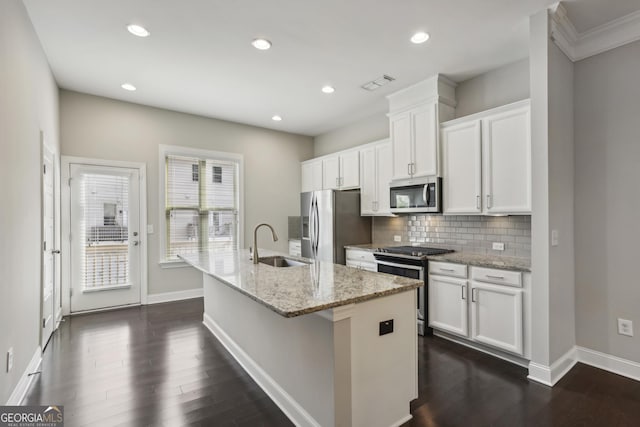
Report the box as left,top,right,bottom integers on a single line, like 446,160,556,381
441,99,531,215
322,150,360,190
387,75,457,182
442,121,482,214
301,159,323,192
390,104,438,180
360,139,393,216
482,105,531,214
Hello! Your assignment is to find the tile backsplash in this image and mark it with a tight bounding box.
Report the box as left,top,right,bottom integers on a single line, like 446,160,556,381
373,215,531,259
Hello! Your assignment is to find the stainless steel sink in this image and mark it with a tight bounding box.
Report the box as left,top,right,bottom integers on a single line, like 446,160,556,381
258,256,310,268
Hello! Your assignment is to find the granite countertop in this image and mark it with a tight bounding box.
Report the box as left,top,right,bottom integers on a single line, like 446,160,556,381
427,253,531,272
179,249,422,318
343,243,531,272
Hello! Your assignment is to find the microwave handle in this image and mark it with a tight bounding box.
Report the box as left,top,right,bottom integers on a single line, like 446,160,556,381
424,184,430,206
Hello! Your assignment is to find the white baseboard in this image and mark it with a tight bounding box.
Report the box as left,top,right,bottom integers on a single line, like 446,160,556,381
203,313,321,427
576,346,640,382
434,331,529,368
528,346,577,387
6,346,42,405
146,288,203,305
390,414,413,427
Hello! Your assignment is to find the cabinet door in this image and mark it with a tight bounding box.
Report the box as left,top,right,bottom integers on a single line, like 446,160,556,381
428,275,469,337
359,147,376,215
390,112,412,180
375,142,393,215
310,160,323,191
412,103,438,177
301,162,313,193
322,156,340,190
340,150,360,189
470,282,523,355
442,120,482,214
482,106,531,214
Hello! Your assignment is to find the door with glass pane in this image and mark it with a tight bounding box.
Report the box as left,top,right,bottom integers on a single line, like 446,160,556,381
69,164,141,312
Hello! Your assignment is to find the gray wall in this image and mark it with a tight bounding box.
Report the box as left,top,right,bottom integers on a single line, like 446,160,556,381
313,112,388,157
0,1,60,403
455,58,530,118
547,41,575,362
574,40,640,364
60,91,313,295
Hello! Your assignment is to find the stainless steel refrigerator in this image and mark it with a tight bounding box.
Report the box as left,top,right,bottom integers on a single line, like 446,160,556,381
301,189,371,264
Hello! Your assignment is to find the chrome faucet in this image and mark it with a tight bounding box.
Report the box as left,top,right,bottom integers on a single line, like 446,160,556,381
252,223,279,264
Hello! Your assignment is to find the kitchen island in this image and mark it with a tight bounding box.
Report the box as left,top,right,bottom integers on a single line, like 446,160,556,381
180,249,422,427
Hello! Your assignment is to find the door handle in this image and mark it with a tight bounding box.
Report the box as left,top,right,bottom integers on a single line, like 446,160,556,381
51,249,61,254
133,241,140,246
471,288,477,303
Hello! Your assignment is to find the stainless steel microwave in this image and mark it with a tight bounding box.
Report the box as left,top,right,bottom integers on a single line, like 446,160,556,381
389,177,442,213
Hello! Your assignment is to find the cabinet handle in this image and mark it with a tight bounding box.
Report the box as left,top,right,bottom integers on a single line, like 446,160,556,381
471,288,477,302
476,195,480,210
408,163,411,176
486,275,505,280
461,286,466,300
336,177,339,188
411,163,416,175
341,176,344,186
440,268,455,272
486,194,492,209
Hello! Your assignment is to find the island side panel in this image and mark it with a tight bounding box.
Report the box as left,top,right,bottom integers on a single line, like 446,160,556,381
349,290,418,427
202,273,336,427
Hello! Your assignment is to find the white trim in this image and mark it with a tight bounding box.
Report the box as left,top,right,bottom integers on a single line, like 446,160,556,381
60,156,148,315
6,346,42,405
158,145,245,264
527,346,578,386
314,304,356,322
146,288,204,304
576,346,640,383
203,313,322,427
550,3,640,62
390,415,414,427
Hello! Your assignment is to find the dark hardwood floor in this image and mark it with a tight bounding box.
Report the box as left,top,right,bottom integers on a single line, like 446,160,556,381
24,299,640,427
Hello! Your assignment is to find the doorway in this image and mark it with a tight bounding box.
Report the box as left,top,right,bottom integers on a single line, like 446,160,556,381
41,139,57,349
62,158,147,313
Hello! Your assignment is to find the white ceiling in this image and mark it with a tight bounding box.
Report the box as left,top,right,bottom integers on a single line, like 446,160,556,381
563,0,640,33
24,0,568,136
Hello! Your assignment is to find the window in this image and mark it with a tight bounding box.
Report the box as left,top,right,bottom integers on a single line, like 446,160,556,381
160,146,242,262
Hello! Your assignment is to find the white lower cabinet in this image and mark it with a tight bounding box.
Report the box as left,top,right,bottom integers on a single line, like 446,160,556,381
470,281,523,355
428,262,525,357
428,275,468,337
345,248,377,272
288,240,301,257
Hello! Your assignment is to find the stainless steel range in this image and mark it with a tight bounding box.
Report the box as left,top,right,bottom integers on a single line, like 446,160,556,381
373,246,454,336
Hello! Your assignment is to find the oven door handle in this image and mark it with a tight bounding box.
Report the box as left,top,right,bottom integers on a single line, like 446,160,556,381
376,260,425,271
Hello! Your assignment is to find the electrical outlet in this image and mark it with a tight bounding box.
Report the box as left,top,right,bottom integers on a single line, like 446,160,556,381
618,318,634,337
492,242,505,251
7,348,13,372
551,229,559,247
393,235,401,242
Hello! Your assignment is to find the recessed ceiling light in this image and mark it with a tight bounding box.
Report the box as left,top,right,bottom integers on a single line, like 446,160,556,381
127,24,150,38
121,83,137,91
410,31,430,44
272,115,282,121
321,85,335,94
252,38,272,50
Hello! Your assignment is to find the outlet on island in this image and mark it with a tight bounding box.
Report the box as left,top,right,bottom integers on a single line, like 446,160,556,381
379,319,394,336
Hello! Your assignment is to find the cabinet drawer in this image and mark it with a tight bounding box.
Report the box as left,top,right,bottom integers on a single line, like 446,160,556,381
288,240,301,257
346,260,377,272
346,249,376,263
471,266,522,288
429,261,467,278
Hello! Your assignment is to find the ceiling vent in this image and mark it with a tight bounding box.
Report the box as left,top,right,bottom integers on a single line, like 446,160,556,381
361,75,396,91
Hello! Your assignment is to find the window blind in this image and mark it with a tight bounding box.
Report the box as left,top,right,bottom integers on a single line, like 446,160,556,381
165,155,239,260
79,173,130,289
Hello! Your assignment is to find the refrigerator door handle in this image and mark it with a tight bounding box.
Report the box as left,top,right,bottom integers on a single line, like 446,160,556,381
309,194,316,258
314,195,320,257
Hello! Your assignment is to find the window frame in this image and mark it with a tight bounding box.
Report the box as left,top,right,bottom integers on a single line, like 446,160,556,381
158,145,244,267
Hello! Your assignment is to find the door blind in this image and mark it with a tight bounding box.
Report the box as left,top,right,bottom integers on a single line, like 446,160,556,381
79,173,130,290
165,155,239,259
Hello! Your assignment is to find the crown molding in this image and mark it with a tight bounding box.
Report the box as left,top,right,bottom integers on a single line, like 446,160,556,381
550,2,640,62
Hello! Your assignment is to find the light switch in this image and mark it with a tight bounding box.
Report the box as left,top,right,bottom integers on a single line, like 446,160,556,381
147,224,154,234
551,230,559,247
